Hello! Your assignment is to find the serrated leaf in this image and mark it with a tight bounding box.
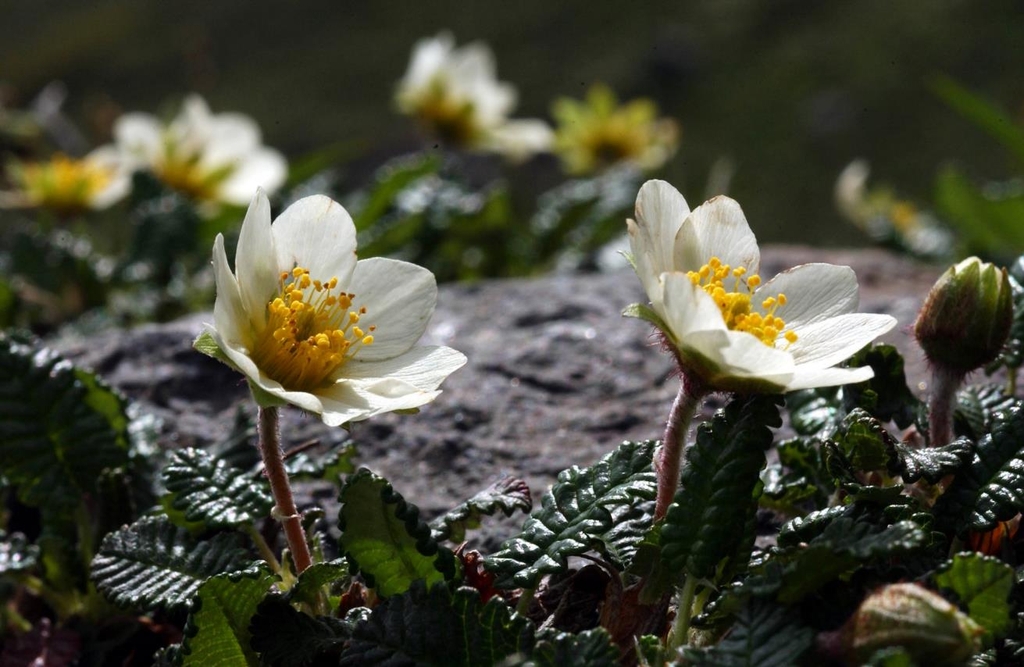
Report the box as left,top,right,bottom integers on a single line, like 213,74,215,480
179,564,276,666
787,389,842,437
833,409,897,473
250,596,353,667
889,438,973,484
91,516,256,613
287,443,357,483
842,345,922,430
338,469,455,598
661,396,782,579
0,335,130,511
162,448,273,529
0,530,39,573
777,506,855,549
682,598,813,666
430,475,532,542
484,440,657,589
933,404,1024,535
340,581,534,666
934,553,1014,637
284,560,349,606
956,385,1020,440
520,628,618,667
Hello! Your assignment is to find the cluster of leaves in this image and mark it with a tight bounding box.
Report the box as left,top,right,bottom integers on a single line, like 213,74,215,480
7,295,1024,664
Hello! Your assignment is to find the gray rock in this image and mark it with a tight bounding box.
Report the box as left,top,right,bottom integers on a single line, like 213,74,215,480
55,245,942,534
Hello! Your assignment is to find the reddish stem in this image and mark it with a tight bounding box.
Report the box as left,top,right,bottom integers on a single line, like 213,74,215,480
258,406,313,574
654,373,706,522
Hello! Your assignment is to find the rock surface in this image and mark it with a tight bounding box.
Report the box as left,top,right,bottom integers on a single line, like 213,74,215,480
56,245,942,536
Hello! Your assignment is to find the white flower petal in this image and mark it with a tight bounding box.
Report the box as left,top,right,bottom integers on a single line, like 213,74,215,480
786,313,897,368
629,180,691,297
218,148,288,206
113,113,163,163
757,263,860,329
202,113,262,167
346,257,438,360
234,191,277,329
272,195,358,285
486,119,554,162
212,234,248,346
675,196,760,275
317,379,441,426
658,271,729,340
784,364,876,391
345,346,467,390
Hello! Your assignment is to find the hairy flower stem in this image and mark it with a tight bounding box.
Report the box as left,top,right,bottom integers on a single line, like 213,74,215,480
927,366,964,448
258,406,313,574
654,373,706,521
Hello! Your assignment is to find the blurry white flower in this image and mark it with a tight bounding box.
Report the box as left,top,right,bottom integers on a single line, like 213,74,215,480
112,95,286,206
395,32,552,161
197,190,466,427
1,149,129,214
626,180,897,393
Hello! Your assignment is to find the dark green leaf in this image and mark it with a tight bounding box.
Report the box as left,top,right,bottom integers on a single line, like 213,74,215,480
162,448,272,529
0,334,130,512
833,409,897,473
777,505,854,549
787,389,841,437
682,598,813,666
484,440,656,589
956,384,1020,440
933,404,1024,535
843,345,922,430
91,516,256,613
0,530,39,574
179,564,276,666
988,262,1024,373
286,443,357,483
934,552,1014,637
430,475,532,542
522,628,618,667
936,166,1024,256
661,395,782,579
930,74,1024,166
339,581,534,667
889,438,973,484
352,153,442,231
250,596,353,667
284,560,349,606
338,469,455,598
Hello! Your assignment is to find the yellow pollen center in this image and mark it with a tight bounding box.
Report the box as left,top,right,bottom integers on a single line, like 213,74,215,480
18,154,113,212
686,256,798,348
156,138,235,201
250,267,376,392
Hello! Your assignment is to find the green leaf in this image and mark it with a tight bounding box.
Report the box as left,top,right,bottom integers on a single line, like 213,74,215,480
249,596,353,667
484,440,657,589
955,384,1019,440
0,335,130,511
832,409,897,473
338,469,455,598
91,516,256,613
286,443,357,484
930,74,1024,166
352,153,442,231
430,475,532,542
661,395,782,579
934,552,1014,637
889,437,973,484
339,581,534,667
843,345,922,430
522,628,619,667
682,598,813,666
161,448,272,529
936,166,1024,256
988,261,1024,373
0,530,39,574
622,302,671,335
179,564,276,667
787,389,842,437
284,560,349,606
933,404,1024,535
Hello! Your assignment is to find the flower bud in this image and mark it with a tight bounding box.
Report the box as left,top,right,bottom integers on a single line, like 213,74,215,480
835,583,984,665
915,257,1012,374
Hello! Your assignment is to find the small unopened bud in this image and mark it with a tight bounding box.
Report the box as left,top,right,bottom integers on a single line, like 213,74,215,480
915,257,1012,374
825,583,984,665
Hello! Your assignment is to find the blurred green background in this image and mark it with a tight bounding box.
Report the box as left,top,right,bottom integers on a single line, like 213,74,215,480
2,0,1022,247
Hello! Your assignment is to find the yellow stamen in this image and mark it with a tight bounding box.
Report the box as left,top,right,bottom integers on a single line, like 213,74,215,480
685,255,798,348
249,266,377,391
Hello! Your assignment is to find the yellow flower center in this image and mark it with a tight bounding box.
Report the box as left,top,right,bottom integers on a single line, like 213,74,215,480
250,267,375,392
412,79,481,146
687,256,798,347
156,139,234,201
18,154,113,212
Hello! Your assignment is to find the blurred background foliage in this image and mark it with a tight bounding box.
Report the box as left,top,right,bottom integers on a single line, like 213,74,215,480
1,0,1023,332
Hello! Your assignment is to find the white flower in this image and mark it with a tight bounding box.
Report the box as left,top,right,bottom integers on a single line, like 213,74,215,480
0,148,129,214
198,190,467,426
395,32,553,161
626,180,897,393
111,94,287,206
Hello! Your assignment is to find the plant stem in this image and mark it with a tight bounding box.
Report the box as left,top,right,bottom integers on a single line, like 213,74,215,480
668,574,698,653
928,366,964,447
516,588,535,616
654,374,706,521
244,524,283,575
258,406,313,574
